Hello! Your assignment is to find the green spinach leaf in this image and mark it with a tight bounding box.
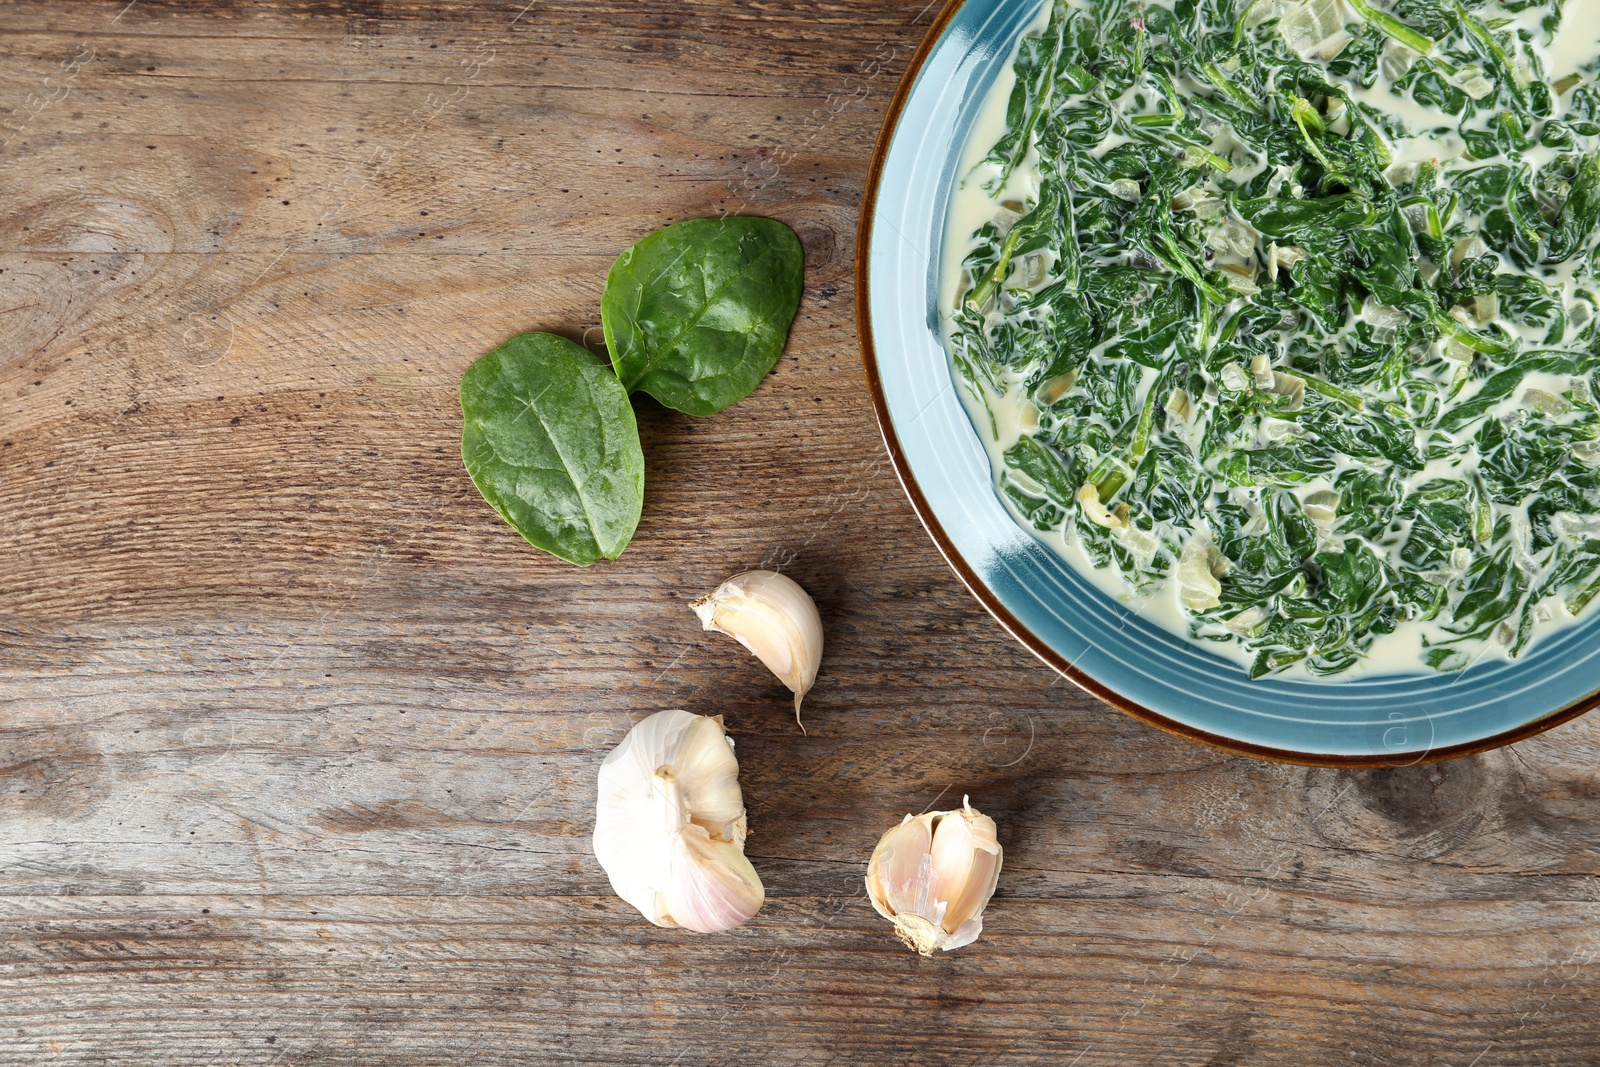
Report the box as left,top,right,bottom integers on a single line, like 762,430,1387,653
461,331,645,567
602,216,803,417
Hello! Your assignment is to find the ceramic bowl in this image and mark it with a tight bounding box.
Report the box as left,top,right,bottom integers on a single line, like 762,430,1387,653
856,0,1600,764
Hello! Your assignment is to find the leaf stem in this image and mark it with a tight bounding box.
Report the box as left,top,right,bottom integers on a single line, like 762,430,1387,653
1201,62,1259,112
1472,474,1495,544
1232,0,1266,47
1130,380,1159,464
1088,455,1131,501
1568,570,1600,615
1432,309,1516,357
1185,145,1236,172
1452,0,1527,106
994,19,1067,192
966,225,1024,311
1153,225,1229,305
1291,97,1333,169
1197,295,1216,355
1301,374,1366,411
1345,0,1435,55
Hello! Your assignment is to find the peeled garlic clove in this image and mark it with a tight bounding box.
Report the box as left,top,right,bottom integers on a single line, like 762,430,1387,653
865,797,1002,955
592,709,764,933
692,570,823,721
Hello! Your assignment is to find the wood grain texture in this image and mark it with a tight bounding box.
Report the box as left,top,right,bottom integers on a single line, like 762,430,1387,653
3,1,1600,1063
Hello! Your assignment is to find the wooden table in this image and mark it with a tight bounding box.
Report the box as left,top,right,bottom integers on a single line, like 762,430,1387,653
3,1,1600,1063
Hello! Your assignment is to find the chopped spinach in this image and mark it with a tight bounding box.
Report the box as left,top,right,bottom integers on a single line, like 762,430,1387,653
950,0,1600,676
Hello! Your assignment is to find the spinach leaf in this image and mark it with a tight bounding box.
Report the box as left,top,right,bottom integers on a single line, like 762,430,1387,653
602,217,803,417
1004,436,1079,508
1235,193,1375,240
1547,151,1600,264
461,332,645,567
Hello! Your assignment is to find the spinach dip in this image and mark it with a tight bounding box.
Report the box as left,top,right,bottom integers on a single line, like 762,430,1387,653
943,0,1600,678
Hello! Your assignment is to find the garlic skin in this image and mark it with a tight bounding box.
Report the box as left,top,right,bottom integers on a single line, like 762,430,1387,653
692,570,823,720
593,710,764,933
865,798,1002,955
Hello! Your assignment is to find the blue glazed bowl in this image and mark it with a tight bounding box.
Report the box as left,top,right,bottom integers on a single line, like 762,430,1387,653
856,0,1600,764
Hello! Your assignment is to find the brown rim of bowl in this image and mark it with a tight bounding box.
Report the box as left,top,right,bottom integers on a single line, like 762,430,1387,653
853,0,1597,768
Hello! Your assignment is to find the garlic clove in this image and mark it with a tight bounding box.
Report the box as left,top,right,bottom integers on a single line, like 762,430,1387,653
660,824,766,934
865,797,1002,955
868,815,936,920
927,807,1002,940
692,570,823,723
593,709,764,934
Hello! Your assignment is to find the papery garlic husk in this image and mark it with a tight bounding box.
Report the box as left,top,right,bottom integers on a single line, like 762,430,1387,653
692,570,823,723
592,709,764,933
865,797,1002,956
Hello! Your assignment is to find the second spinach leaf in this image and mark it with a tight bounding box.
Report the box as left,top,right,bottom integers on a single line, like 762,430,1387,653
602,216,803,417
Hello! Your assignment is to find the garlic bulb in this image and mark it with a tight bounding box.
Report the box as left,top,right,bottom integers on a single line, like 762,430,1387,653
692,570,823,723
592,710,764,933
865,798,1002,955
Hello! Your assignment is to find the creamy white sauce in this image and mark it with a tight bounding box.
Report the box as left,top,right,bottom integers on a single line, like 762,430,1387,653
940,0,1600,679
1537,7,1600,82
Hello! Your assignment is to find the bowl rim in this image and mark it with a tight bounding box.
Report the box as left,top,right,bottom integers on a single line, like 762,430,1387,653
853,0,1598,767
